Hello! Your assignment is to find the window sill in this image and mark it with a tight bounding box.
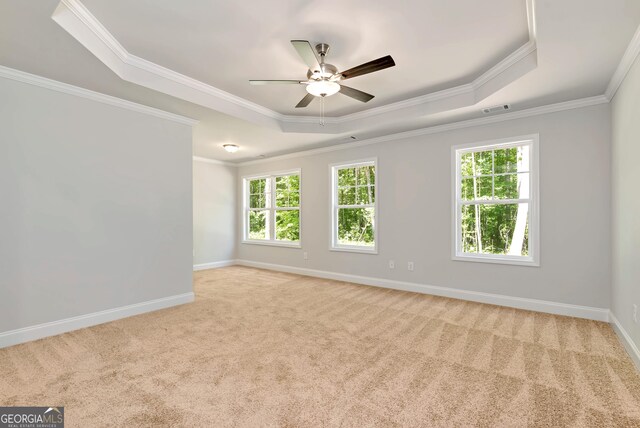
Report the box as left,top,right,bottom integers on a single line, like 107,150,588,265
242,240,301,249
330,246,378,255
452,253,539,267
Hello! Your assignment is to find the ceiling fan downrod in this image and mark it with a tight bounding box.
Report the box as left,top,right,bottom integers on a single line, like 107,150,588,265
315,43,330,61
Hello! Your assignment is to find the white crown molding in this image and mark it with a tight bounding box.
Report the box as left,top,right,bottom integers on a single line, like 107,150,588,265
277,40,538,133
53,0,538,135
52,0,284,131
610,313,640,371
237,95,609,166
192,156,237,167
0,292,194,349
526,0,537,41
605,22,640,101
234,260,609,321
58,0,128,61
0,65,198,126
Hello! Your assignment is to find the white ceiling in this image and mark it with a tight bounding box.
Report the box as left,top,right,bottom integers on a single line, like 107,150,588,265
81,0,530,117
1,0,639,162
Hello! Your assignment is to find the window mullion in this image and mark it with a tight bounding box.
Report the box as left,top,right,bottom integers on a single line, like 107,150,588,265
491,150,495,199
336,168,340,246
268,176,274,241
459,198,530,205
337,204,374,209
245,180,251,240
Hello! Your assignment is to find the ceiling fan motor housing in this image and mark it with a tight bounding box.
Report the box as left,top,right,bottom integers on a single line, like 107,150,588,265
307,63,338,80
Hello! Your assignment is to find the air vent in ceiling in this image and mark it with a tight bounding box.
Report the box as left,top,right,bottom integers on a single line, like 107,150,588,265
482,104,511,114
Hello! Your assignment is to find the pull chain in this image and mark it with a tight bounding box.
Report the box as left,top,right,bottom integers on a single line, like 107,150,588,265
320,95,325,126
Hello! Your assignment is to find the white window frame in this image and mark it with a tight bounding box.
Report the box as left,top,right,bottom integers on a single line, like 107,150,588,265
452,135,539,266
330,158,378,254
242,169,301,248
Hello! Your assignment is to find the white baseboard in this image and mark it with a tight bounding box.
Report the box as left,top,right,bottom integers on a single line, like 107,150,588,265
235,260,610,322
0,292,194,349
610,313,640,371
193,260,236,271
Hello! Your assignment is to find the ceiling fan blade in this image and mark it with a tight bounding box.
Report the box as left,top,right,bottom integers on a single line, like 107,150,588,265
339,85,375,103
249,80,303,85
340,55,395,80
291,40,321,71
295,93,315,108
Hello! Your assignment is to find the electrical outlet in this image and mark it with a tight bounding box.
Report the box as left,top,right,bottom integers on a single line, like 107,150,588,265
407,261,414,271
303,252,308,260
634,304,638,324
389,260,395,269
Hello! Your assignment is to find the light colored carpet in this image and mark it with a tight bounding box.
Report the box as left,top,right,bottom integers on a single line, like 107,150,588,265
1,266,639,427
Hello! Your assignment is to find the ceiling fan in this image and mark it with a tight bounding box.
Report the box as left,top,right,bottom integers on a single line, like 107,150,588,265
250,40,395,108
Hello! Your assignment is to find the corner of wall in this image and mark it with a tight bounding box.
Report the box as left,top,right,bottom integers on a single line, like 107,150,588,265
609,38,640,369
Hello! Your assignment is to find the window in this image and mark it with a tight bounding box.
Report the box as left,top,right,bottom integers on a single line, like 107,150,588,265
330,159,377,253
453,136,539,266
243,170,300,247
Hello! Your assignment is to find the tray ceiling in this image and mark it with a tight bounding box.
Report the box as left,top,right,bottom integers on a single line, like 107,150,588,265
1,0,639,161
80,0,530,117
52,0,539,134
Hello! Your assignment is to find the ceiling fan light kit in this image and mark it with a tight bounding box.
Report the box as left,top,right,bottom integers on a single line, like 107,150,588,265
249,40,395,109
306,80,340,97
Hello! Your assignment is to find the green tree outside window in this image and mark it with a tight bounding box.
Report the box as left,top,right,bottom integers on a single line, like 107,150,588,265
458,144,531,257
246,172,300,243
333,162,376,249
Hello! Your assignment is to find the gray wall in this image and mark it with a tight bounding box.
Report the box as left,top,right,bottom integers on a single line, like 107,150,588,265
193,160,236,265
237,104,612,309
0,77,193,332
611,55,640,349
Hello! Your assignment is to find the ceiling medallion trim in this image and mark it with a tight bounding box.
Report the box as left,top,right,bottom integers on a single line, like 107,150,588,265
53,0,537,134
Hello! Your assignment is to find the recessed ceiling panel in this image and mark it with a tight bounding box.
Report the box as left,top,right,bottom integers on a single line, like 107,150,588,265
2,0,640,162
81,0,530,116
